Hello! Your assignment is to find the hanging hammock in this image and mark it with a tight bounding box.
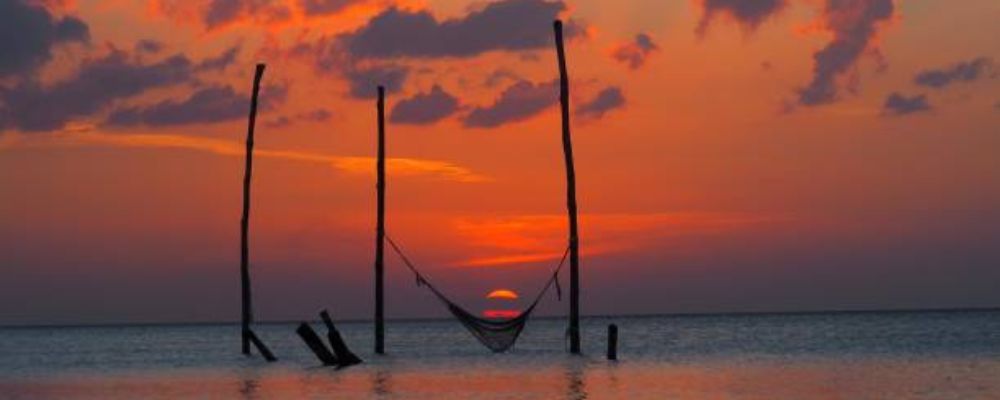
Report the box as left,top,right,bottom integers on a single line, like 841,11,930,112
385,235,567,353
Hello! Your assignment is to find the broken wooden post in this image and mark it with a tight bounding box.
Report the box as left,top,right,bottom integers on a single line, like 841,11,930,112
246,329,277,362
296,323,339,366
321,310,363,366
607,324,618,361
374,85,387,355
554,20,582,355
239,63,275,362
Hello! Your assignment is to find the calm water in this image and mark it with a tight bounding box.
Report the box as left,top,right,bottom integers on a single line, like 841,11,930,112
1,310,999,399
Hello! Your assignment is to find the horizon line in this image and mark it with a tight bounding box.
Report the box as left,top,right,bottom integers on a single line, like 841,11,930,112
2,306,997,330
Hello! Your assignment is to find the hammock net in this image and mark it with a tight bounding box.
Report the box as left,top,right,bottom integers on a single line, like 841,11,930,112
385,235,567,353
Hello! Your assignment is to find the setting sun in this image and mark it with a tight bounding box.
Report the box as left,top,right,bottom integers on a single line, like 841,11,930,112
486,289,520,300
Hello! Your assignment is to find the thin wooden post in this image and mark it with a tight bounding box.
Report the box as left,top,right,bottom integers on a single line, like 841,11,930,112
374,86,386,354
554,20,581,354
241,64,266,356
607,324,618,360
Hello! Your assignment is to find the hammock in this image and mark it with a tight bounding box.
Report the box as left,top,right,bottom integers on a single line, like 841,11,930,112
385,235,567,352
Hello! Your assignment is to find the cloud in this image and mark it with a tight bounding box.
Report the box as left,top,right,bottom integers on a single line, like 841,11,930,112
0,0,90,78
390,85,460,125
914,57,995,89
299,0,366,16
463,80,558,128
337,0,581,60
264,108,333,128
203,0,291,29
451,212,775,267
0,131,489,183
195,45,241,72
343,63,410,99
696,0,786,37
135,39,166,54
104,84,285,127
796,0,895,107
152,0,291,30
882,92,931,116
576,87,625,119
611,33,658,69
1,50,196,132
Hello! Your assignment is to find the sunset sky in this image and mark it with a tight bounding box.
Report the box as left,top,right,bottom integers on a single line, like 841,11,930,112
1,0,998,325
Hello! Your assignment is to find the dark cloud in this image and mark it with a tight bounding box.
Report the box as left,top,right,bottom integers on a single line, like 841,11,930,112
0,51,195,132
135,39,166,54
343,63,410,99
390,85,460,125
796,0,895,107
612,33,658,69
196,45,241,72
105,84,285,127
338,0,581,59
696,0,786,37
882,92,931,116
914,57,995,89
0,0,90,78
264,108,332,128
463,80,557,128
576,87,625,119
299,0,365,16
202,0,291,29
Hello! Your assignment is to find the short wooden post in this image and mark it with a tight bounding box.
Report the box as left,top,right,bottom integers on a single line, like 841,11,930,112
607,324,618,361
296,323,339,366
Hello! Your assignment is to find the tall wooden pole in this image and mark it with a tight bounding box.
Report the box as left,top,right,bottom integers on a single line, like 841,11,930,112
241,64,266,355
374,86,386,354
554,20,581,354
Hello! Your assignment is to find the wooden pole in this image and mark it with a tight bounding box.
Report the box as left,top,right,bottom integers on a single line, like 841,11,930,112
554,20,581,354
374,86,386,354
241,64,266,356
607,324,618,360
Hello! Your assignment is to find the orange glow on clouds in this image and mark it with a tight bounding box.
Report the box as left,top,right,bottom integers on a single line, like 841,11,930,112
486,289,519,300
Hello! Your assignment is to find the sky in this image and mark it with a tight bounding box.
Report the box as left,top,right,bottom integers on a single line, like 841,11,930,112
0,0,998,326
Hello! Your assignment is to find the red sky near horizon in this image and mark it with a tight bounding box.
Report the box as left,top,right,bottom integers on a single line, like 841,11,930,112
0,0,998,325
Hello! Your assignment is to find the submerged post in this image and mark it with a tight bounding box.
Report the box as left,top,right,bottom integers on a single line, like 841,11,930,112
554,20,581,354
374,86,387,354
241,64,266,356
607,324,618,360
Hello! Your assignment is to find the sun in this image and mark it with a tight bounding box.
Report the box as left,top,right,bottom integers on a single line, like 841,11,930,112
486,289,520,300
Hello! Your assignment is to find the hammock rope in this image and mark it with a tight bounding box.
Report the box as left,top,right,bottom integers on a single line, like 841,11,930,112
384,234,568,352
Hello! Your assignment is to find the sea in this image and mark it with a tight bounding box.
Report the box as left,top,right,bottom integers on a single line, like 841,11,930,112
1,310,999,399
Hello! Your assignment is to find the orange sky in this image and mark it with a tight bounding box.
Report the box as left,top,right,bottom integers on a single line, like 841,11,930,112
0,0,998,325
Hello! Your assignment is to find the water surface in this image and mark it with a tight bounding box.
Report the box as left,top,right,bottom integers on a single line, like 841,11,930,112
2,310,998,399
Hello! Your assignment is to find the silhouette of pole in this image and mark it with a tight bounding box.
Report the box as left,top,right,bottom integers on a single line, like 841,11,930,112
374,86,386,354
240,64,265,356
554,20,581,354
238,64,276,362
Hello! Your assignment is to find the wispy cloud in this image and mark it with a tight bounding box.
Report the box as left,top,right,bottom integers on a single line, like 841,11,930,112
450,212,778,267
0,131,488,183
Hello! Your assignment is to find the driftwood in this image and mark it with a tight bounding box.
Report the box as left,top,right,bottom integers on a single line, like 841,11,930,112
374,86,387,354
296,323,339,366
240,63,276,362
554,20,581,354
321,310,363,366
